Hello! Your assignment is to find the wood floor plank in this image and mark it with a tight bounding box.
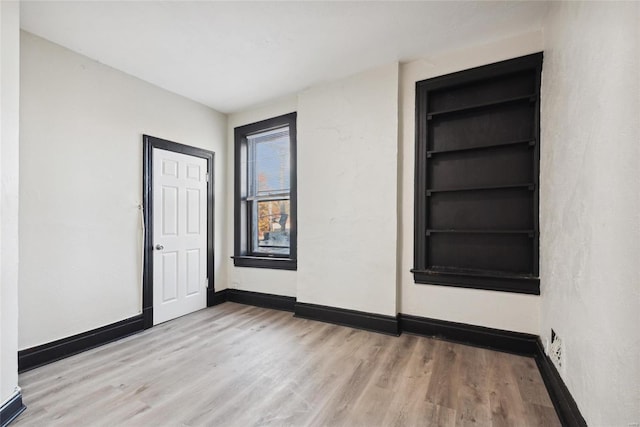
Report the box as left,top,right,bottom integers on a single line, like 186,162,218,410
426,340,461,410
454,344,492,426
14,303,560,426
511,356,556,408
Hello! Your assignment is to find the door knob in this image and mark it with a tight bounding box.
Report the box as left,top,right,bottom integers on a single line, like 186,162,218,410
155,244,164,250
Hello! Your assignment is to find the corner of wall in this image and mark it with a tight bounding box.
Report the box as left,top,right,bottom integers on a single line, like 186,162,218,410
296,63,399,316
19,31,228,350
0,0,21,405
539,2,640,424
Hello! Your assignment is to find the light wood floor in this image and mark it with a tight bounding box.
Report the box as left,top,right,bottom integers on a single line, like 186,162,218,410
15,303,560,426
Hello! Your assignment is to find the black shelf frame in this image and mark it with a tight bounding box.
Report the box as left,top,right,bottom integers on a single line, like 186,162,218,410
426,138,535,157
426,229,535,237
426,94,536,119
412,268,540,295
413,52,543,295
426,183,534,196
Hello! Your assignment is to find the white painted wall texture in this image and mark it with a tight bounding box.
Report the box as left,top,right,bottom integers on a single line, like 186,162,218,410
19,32,227,349
398,33,543,334
226,62,400,318
540,2,640,425
0,0,20,406
296,63,399,316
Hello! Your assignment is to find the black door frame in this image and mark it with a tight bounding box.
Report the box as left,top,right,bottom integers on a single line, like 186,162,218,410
142,135,215,329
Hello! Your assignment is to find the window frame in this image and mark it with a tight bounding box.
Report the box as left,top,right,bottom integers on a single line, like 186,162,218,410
233,112,297,270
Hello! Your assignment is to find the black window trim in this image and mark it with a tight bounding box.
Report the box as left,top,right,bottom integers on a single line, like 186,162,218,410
233,112,297,270
412,53,543,295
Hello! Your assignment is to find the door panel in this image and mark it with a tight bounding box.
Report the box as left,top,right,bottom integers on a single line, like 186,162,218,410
186,249,200,296
162,251,178,302
153,148,208,324
186,188,201,234
162,186,179,235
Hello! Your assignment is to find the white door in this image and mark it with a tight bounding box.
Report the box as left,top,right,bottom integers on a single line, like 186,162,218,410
153,148,208,325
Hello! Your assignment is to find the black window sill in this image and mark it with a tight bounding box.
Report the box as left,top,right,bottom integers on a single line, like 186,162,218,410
412,268,540,295
232,256,297,271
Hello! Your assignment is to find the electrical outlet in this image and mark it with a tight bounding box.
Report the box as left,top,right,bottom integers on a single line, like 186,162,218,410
550,328,563,370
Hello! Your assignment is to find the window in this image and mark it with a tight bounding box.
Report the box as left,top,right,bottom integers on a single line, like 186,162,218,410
234,113,297,270
412,53,542,294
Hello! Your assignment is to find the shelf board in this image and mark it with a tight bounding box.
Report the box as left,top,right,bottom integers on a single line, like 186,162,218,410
418,267,536,280
426,229,535,237
412,268,540,295
427,94,536,119
426,183,534,195
427,138,534,157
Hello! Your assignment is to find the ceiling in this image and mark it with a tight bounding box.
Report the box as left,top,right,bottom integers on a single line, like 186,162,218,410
20,1,549,113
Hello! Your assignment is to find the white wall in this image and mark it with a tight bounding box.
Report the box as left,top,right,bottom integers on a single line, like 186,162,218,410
19,31,227,349
227,64,400,317
399,33,543,334
226,95,298,297
0,0,20,406
540,2,640,425
296,64,399,316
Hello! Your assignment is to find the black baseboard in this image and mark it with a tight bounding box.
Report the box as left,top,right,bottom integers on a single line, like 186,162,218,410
209,289,228,306
142,306,153,329
295,302,399,336
399,313,586,425
18,314,144,373
534,339,587,427
399,314,538,356
0,392,26,427
226,289,296,312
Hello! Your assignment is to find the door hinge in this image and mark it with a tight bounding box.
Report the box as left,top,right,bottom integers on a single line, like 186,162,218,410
206,173,210,182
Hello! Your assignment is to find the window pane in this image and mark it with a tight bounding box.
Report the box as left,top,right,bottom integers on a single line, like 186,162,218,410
248,127,290,196
253,200,290,255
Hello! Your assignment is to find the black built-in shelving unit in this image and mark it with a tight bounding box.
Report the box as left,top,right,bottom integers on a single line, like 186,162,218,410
413,53,543,295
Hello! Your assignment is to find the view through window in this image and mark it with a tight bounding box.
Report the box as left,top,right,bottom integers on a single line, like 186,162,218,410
247,127,291,255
